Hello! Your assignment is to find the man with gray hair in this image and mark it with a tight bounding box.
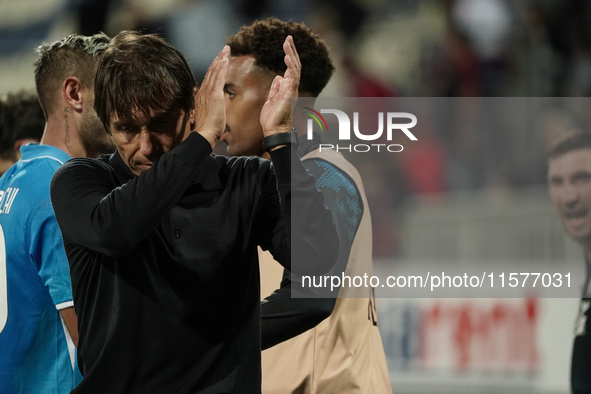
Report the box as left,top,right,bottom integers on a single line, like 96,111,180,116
0,33,114,394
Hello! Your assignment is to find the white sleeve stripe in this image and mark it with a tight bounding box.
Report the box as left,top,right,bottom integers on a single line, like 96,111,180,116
55,301,74,311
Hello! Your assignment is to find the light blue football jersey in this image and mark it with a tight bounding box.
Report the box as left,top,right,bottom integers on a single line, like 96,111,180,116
0,144,82,393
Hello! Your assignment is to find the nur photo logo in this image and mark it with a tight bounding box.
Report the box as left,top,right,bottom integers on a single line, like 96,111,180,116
303,107,418,153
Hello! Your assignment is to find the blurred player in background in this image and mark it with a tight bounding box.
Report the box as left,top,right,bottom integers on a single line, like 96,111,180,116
0,90,45,175
0,33,114,393
548,131,591,394
224,18,392,393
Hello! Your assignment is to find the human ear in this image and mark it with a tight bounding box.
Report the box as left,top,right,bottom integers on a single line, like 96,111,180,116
62,77,84,113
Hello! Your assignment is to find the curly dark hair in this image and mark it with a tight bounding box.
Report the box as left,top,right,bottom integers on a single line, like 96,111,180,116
227,18,335,96
34,33,110,118
0,90,45,159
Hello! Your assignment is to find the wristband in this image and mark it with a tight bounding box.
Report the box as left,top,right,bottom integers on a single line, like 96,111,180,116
262,128,298,152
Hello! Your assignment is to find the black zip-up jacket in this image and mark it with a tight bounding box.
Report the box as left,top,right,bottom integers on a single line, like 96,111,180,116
50,132,338,394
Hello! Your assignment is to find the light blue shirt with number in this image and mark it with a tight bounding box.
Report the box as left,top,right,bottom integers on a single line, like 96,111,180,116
0,144,82,393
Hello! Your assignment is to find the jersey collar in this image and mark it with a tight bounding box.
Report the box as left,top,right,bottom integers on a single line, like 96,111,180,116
19,143,71,165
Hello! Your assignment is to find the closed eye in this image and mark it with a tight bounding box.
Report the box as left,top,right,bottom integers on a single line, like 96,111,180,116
148,115,178,133
223,84,236,99
549,177,563,187
572,171,591,185
119,126,140,135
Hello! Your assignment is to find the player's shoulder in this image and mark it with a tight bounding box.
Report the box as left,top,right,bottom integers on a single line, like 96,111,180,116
0,164,56,223
0,146,69,194
51,156,119,199
0,157,58,195
305,157,359,191
61,155,110,169
18,144,70,171
54,156,113,178
302,148,354,173
19,154,65,177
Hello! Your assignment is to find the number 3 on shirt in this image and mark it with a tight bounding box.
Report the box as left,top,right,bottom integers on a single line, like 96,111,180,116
0,224,7,334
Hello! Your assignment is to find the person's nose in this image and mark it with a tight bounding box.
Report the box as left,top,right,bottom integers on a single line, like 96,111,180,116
562,183,580,207
139,128,157,159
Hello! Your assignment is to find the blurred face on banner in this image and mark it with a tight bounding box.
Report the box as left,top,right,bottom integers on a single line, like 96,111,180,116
548,148,591,246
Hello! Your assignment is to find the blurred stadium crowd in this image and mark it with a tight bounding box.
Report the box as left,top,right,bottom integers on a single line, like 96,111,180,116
4,0,591,95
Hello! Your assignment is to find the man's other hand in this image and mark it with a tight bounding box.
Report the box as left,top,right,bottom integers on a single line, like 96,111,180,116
260,36,301,138
191,46,231,148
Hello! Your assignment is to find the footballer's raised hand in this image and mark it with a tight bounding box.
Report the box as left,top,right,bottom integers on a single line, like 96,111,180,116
260,36,301,137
